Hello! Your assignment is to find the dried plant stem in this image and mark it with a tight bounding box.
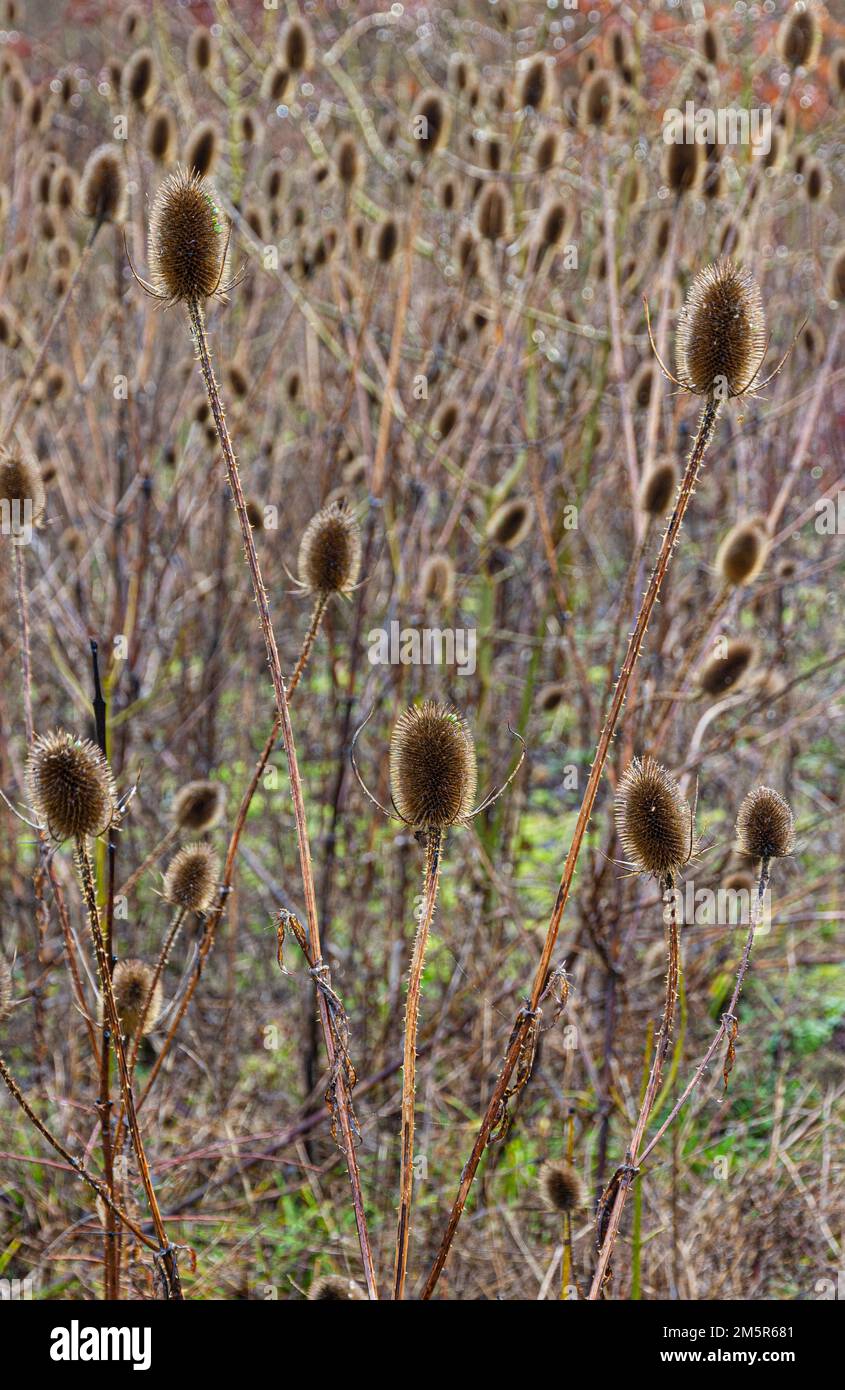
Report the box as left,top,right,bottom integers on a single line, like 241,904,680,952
370,184,422,500
589,874,680,1298
287,592,329,698
600,157,640,527
0,1052,160,1254
75,839,183,1299
421,398,719,1299
186,297,379,1300
117,824,179,902
2,229,97,445
394,828,442,1300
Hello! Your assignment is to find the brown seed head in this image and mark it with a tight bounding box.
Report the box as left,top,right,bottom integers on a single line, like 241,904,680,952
638,459,677,517
829,247,845,302
188,26,215,75
122,47,157,109
419,553,455,605
0,448,45,526
112,960,162,1037
163,842,219,912
148,169,228,304
0,957,12,1025
172,779,226,833
185,120,220,179
282,18,314,73
698,637,757,696
777,5,821,70
736,786,795,861
615,756,692,879
412,89,449,157
578,69,617,129
309,1275,365,1301
715,517,769,587
540,1161,584,1214
390,702,477,831
298,500,362,595
79,144,128,227
675,259,766,398
517,56,548,111
145,106,177,165
486,497,533,548
538,682,567,714
28,730,116,840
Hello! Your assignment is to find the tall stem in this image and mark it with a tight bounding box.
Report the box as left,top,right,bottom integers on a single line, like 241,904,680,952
287,592,329,698
394,828,441,1301
421,398,720,1299
186,297,378,1299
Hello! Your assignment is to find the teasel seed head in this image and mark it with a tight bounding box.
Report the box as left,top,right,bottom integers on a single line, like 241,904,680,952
112,960,162,1038
419,553,455,605
79,144,127,228
537,682,567,714
309,1275,366,1301
390,701,477,831
298,500,362,595
432,397,459,439
172,779,226,833
475,181,511,242
638,459,677,517
282,17,314,74
0,448,45,526
188,26,215,76
615,755,692,880
675,259,766,398
262,60,290,104
540,1160,584,1214
486,497,534,549
803,157,826,203
829,248,845,302
778,4,821,71
27,730,116,841
122,46,157,109
412,89,449,158
698,637,757,696
663,118,703,194
578,69,617,130
715,517,769,587
517,55,548,111
374,214,399,264
50,163,77,211
832,47,845,96
145,106,177,165
532,129,559,174
736,786,795,862
148,168,228,305
335,133,361,188
185,120,221,180
163,842,219,913
723,869,755,894
697,21,724,67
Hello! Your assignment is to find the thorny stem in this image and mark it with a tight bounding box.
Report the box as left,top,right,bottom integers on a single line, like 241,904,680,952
394,828,442,1300
75,838,183,1299
421,398,720,1299
588,873,681,1298
287,592,329,698
186,297,379,1300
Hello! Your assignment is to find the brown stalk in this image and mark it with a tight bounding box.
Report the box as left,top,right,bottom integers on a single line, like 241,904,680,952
421,397,720,1299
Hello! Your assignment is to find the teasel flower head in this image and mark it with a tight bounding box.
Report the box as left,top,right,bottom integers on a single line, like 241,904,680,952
163,842,219,913
638,459,677,517
309,1275,366,1301
578,69,617,130
188,26,215,75
736,786,795,862
715,517,769,587
297,500,362,596
374,214,399,264
282,17,314,74
419,553,455,605
79,144,127,229
663,121,702,195
537,682,567,714
698,637,756,697
27,730,116,841
145,106,176,165
475,180,511,242
112,960,162,1037
777,4,821,71
486,497,534,549
390,702,478,831
147,169,228,305
185,120,221,180
675,260,766,398
412,89,449,158
517,55,548,111
540,1161,584,1214
172,779,225,833
335,133,361,188
615,755,693,880
829,248,845,303
0,448,45,526
121,46,157,109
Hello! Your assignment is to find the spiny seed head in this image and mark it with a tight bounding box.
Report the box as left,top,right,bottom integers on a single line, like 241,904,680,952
184,120,220,181
638,459,677,517
0,448,45,525
188,26,215,75
664,124,702,194
486,497,533,548
698,637,756,696
675,260,766,398
715,517,769,587
736,786,795,861
163,842,219,912
538,682,567,713
540,1161,584,1214
374,215,399,264
145,106,176,165
122,47,157,109
282,17,314,74
148,169,228,305
475,181,511,242
335,133,360,187
27,730,116,841
112,960,162,1037
298,501,362,595
390,701,477,831
615,755,692,880
778,5,821,71
803,158,825,203
79,144,127,227
263,60,290,104
419,553,455,605
533,129,559,173
535,197,569,254
308,1275,365,1301
517,56,548,111
412,89,449,157
578,69,617,130
172,779,225,832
